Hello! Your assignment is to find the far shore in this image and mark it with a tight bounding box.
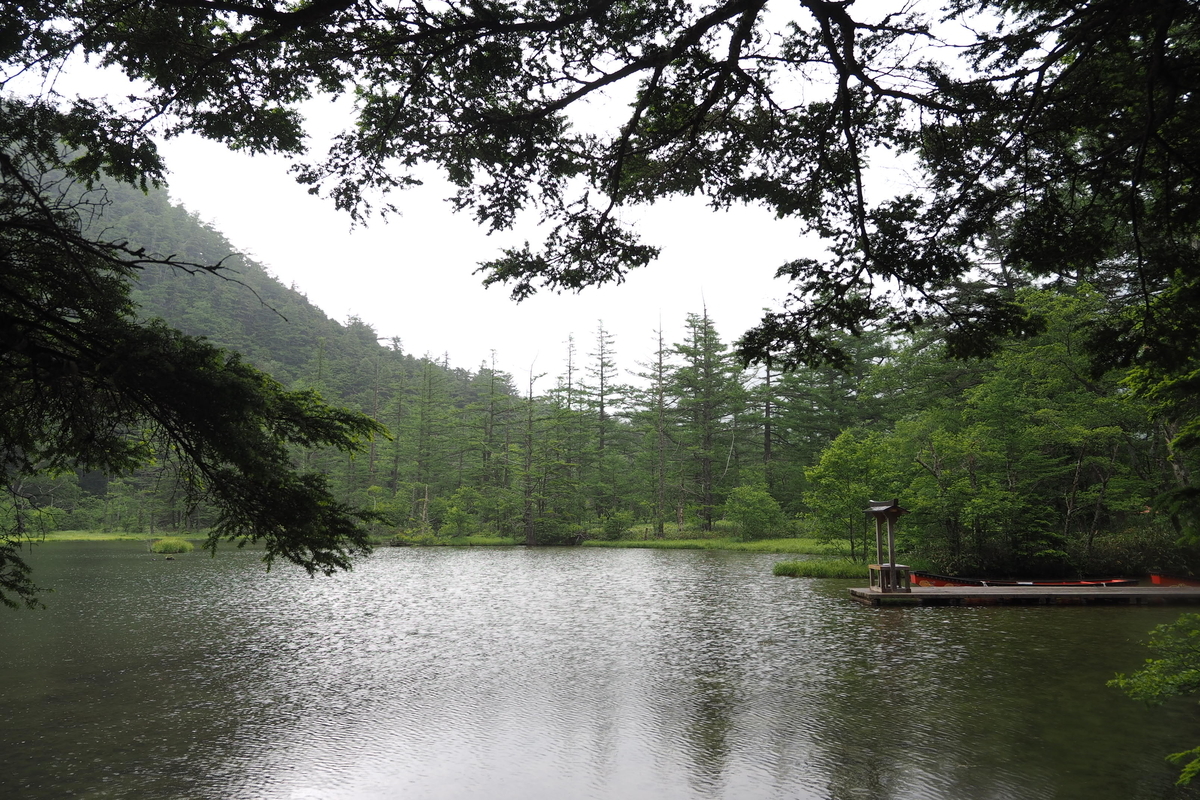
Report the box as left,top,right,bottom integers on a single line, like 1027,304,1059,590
33,531,874,579
36,530,853,555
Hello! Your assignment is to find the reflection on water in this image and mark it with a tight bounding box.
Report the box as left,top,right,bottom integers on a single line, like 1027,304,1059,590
2,542,1199,799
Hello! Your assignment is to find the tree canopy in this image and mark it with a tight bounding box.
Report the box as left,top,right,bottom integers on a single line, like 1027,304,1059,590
6,0,1197,364
0,106,385,607
1110,613,1200,786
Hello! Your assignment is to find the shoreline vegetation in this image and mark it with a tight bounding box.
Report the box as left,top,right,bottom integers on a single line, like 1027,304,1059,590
35,529,875,578
43,530,1168,581
772,559,868,579
39,529,840,549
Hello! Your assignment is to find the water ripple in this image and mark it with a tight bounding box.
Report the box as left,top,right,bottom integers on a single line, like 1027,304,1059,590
2,544,1198,799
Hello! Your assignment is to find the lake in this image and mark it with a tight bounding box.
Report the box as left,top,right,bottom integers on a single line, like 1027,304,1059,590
2,541,1198,799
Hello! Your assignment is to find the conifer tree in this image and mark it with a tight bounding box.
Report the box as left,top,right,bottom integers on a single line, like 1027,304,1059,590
630,327,675,538
669,311,746,531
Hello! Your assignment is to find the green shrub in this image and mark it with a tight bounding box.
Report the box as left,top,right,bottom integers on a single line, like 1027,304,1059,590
390,531,439,546
725,484,786,540
597,511,634,541
150,537,194,554
773,558,867,579
1074,520,1200,577
443,505,472,536
529,520,583,545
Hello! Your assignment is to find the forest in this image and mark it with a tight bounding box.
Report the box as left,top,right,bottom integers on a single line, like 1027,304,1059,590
11,180,1194,580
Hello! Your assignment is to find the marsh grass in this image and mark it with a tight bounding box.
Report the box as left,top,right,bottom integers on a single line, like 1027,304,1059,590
624,520,752,539
37,530,154,541
441,535,519,546
583,537,847,554
388,533,519,547
773,558,867,579
150,537,195,554
42,528,843,558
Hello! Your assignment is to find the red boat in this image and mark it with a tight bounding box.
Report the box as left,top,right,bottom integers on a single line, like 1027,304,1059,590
1149,573,1200,587
910,570,1139,588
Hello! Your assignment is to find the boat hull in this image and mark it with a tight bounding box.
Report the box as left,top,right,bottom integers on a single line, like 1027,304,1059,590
910,570,1138,588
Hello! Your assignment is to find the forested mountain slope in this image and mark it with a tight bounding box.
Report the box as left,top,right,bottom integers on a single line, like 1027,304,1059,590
94,181,419,393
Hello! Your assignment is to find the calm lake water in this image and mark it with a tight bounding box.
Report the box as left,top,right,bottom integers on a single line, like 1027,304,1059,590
3,541,1199,800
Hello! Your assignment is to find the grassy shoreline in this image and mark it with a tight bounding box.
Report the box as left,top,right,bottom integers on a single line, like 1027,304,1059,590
580,537,846,554
34,530,873,578
773,558,867,579
41,529,856,554
33,530,197,542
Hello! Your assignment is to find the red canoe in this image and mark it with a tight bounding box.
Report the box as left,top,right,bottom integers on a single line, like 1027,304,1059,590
910,570,1139,588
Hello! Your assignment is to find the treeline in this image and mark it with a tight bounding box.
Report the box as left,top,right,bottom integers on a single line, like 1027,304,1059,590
22,184,1197,577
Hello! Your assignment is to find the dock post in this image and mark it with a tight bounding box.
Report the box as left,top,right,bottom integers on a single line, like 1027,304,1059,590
874,516,883,567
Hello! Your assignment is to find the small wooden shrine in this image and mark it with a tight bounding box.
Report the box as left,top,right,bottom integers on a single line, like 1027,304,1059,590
865,498,910,593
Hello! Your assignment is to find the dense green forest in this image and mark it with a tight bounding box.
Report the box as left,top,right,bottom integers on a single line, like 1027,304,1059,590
19,182,1197,578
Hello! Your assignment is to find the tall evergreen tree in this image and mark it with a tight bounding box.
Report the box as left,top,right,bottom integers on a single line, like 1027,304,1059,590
631,327,674,538
669,311,746,531
583,322,628,521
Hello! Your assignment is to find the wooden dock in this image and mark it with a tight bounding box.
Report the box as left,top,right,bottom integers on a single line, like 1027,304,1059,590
849,585,1200,606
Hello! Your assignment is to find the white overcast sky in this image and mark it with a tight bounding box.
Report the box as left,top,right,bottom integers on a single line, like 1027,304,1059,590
155,132,809,383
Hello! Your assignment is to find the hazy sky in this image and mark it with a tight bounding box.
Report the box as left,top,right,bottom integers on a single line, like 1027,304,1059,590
156,132,812,384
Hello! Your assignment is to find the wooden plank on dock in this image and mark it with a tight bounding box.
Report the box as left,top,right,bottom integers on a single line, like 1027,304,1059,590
848,586,1200,607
